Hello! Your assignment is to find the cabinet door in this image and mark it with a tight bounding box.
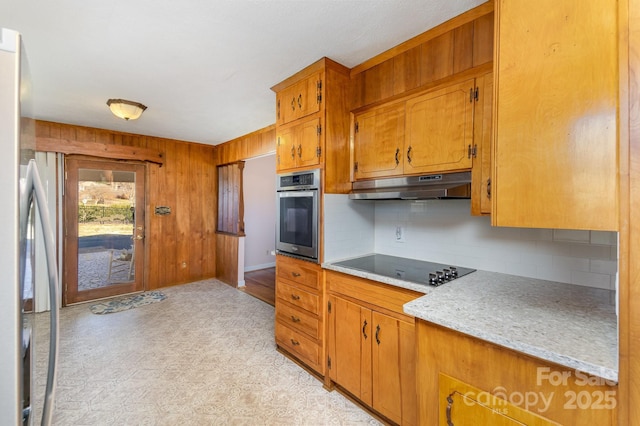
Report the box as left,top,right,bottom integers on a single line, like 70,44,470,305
277,73,322,125
276,118,321,171
331,296,372,405
405,79,474,175
276,127,297,171
493,0,617,230
296,117,321,168
471,72,493,216
372,312,416,425
353,102,405,180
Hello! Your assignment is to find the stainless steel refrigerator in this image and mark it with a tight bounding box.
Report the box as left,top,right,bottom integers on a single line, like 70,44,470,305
0,28,60,426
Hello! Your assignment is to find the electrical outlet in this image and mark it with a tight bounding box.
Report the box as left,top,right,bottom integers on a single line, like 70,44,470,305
395,225,405,243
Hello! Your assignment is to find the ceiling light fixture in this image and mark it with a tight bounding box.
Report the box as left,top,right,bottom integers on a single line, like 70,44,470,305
106,99,147,121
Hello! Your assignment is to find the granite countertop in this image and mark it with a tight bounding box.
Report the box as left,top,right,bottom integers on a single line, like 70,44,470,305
324,260,618,382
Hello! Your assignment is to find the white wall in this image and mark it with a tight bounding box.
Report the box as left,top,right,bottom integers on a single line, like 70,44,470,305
243,154,276,271
324,195,618,291
323,194,375,262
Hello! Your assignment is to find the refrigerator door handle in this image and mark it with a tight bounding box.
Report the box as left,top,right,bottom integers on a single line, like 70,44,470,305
22,159,59,426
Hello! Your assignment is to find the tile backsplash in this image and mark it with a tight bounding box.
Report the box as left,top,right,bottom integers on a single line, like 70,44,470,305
324,195,618,291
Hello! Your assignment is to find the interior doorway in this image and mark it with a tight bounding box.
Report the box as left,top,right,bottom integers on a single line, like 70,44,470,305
240,154,276,305
63,157,146,305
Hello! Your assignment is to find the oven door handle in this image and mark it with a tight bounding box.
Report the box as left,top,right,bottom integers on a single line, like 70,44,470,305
277,190,316,198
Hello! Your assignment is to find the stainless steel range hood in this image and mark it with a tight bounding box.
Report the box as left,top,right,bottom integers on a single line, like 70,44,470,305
349,171,471,200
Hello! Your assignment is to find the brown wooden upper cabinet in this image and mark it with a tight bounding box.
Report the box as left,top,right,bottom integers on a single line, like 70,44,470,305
276,117,321,171
276,73,322,126
492,0,618,230
272,58,352,194
352,102,406,180
353,78,477,181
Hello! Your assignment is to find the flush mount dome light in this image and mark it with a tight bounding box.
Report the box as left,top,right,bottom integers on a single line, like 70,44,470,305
106,99,147,121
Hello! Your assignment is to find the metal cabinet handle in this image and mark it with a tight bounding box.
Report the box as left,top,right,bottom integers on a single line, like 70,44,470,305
291,315,301,323
290,339,300,346
362,319,368,339
291,294,300,301
297,94,302,108
290,145,295,159
291,272,301,278
446,393,455,426
487,177,491,199
407,146,412,164
375,325,381,345
395,148,400,166
297,144,302,158
291,97,296,111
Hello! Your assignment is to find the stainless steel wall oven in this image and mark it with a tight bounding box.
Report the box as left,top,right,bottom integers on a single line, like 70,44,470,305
276,169,320,262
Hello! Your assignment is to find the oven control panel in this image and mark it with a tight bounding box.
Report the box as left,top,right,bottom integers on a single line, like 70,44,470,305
277,169,320,191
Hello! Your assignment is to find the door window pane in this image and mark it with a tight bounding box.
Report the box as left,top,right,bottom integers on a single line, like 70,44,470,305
77,169,135,290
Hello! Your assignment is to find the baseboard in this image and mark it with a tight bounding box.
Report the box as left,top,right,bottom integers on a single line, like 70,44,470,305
244,262,276,272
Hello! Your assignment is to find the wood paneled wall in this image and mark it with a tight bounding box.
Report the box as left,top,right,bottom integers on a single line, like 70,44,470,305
216,124,276,165
350,2,494,110
215,233,240,287
35,120,218,290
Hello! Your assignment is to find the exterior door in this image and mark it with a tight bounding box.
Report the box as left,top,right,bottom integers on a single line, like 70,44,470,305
64,157,145,305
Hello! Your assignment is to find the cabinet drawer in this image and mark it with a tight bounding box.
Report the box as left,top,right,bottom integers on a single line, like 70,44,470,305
276,302,320,340
276,320,320,369
326,270,421,317
277,281,320,315
277,256,320,290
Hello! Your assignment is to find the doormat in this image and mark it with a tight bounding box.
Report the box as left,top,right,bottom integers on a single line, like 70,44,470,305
89,291,167,315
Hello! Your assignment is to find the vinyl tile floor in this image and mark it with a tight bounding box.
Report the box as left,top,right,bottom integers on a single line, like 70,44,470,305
33,279,381,425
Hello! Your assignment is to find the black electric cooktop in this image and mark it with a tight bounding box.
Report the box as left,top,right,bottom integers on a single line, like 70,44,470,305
332,254,475,287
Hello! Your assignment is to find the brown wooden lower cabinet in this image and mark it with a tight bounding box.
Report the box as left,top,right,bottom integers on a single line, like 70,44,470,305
326,270,421,425
440,373,559,425
417,320,618,425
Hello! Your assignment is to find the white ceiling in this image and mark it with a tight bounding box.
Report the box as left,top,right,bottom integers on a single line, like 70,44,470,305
3,0,485,145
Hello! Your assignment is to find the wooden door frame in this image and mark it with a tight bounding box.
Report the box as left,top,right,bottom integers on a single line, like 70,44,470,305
62,156,147,305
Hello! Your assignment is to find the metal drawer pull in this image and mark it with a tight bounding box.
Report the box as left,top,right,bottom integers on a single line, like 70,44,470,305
395,148,400,165
362,319,368,339
291,97,296,111
407,146,413,164
375,325,381,345
297,94,302,108
290,339,300,346
291,294,300,300
291,272,301,277
297,144,302,158
446,393,454,426
291,315,301,323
